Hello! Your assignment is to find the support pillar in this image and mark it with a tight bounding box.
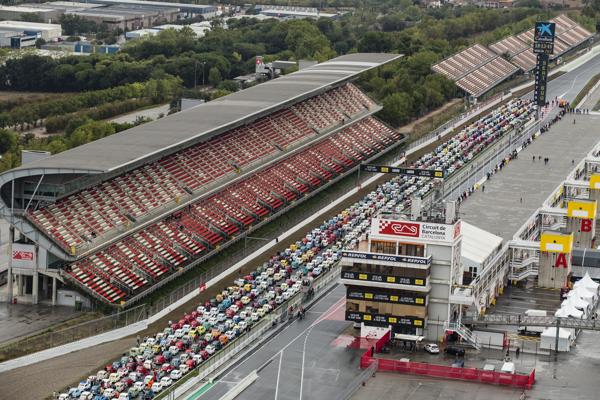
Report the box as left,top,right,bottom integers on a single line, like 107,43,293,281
52,276,57,306
32,273,38,305
6,226,13,302
17,274,23,296
42,275,48,298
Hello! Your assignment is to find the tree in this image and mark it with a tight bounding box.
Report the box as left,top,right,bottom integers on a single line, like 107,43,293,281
0,129,18,154
35,38,46,49
208,66,222,86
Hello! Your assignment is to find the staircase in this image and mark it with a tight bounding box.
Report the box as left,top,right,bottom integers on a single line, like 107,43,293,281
445,321,482,350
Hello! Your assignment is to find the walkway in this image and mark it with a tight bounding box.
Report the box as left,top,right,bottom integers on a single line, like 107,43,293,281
460,113,600,241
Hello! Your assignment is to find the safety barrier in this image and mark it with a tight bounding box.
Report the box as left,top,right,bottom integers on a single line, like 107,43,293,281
359,351,535,389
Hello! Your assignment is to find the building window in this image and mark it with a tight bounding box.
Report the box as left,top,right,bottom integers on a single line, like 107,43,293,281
398,243,424,257
371,240,396,255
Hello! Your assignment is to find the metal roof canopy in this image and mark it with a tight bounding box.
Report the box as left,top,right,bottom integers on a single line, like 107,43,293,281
4,53,400,182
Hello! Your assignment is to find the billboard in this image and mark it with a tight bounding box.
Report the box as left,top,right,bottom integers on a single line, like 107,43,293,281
533,54,549,106
540,232,573,253
341,250,431,266
12,243,36,269
567,200,597,219
341,269,427,286
372,218,460,243
361,164,445,178
345,310,424,327
533,22,556,55
347,287,426,305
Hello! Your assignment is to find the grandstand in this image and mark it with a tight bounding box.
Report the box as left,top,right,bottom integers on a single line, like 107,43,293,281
432,44,518,98
0,53,405,306
435,15,593,97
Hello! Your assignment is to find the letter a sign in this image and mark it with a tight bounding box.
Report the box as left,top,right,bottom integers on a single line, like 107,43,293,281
555,253,568,268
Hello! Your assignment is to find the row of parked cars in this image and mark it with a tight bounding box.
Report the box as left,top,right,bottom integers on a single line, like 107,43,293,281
57,99,536,400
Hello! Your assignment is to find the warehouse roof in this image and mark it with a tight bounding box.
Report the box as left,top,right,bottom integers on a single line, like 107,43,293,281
3,53,400,180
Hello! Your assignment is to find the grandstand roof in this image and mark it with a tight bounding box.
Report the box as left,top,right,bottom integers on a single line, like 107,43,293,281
4,53,400,180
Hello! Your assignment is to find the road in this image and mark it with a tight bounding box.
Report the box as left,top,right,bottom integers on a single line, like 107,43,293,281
199,284,363,400
109,104,170,124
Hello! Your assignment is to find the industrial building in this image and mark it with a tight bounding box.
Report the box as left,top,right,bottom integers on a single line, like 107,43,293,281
125,23,209,40
255,5,338,20
0,5,57,22
66,4,179,31
81,0,217,18
0,20,62,42
341,211,466,340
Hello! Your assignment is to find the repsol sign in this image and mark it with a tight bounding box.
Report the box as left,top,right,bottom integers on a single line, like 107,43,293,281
341,250,430,265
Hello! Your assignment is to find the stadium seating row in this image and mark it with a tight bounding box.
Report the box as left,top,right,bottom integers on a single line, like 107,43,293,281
432,44,496,81
65,116,401,302
28,83,374,252
456,57,518,98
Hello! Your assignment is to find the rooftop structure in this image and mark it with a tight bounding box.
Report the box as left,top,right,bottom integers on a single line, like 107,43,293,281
0,20,61,40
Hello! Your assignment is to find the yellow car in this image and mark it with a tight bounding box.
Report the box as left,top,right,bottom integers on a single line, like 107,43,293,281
189,329,197,338
198,326,206,335
152,344,161,354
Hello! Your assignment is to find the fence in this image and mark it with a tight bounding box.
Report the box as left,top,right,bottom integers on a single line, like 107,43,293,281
0,304,147,361
359,351,535,389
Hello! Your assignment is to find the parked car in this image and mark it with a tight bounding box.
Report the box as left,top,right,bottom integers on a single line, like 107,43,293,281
424,343,440,354
444,346,465,356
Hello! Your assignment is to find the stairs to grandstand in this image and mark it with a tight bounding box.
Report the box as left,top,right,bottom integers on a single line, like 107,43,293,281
445,321,482,350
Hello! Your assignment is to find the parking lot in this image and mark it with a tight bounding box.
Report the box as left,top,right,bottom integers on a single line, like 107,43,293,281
354,329,600,400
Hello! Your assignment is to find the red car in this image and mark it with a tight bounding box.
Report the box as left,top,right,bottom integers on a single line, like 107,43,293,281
136,366,147,375
154,355,166,365
161,363,174,373
105,364,115,373
126,361,137,371
176,341,185,350
200,350,210,360
186,359,196,369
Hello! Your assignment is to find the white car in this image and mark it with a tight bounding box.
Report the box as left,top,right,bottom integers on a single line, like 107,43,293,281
117,394,129,400
134,381,145,392
424,343,440,354
170,369,183,380
160,376,173,388
151,382,162,393
79,392,93,400
205,345,216,355
103,388,116,398
180,364,190,374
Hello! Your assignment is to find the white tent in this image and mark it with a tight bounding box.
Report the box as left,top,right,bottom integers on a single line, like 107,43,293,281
568,286,595,302
541,327,572,352
556,303,584,318
562,296,589,312
574,273,600,292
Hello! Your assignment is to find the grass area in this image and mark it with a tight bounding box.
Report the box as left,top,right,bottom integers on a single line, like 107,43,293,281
0,91,65,104
571,72,600,108
409,101,465,140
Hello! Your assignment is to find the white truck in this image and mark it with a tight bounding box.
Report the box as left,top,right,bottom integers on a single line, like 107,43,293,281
518,309,547,335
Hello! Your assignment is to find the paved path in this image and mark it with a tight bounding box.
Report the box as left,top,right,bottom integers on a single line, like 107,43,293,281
109,104,170,124
460,113,600,241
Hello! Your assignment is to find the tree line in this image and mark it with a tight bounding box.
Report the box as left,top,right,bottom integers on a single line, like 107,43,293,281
0,78,181,131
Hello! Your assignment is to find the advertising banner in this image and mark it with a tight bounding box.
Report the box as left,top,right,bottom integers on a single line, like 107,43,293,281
361,164,445,178
373,218,460,243
12,243,36,269
341,250,431,266
341,269,427,286
347,287,426,305
345,310,424,327
533,22,556,55
534,54,549,106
